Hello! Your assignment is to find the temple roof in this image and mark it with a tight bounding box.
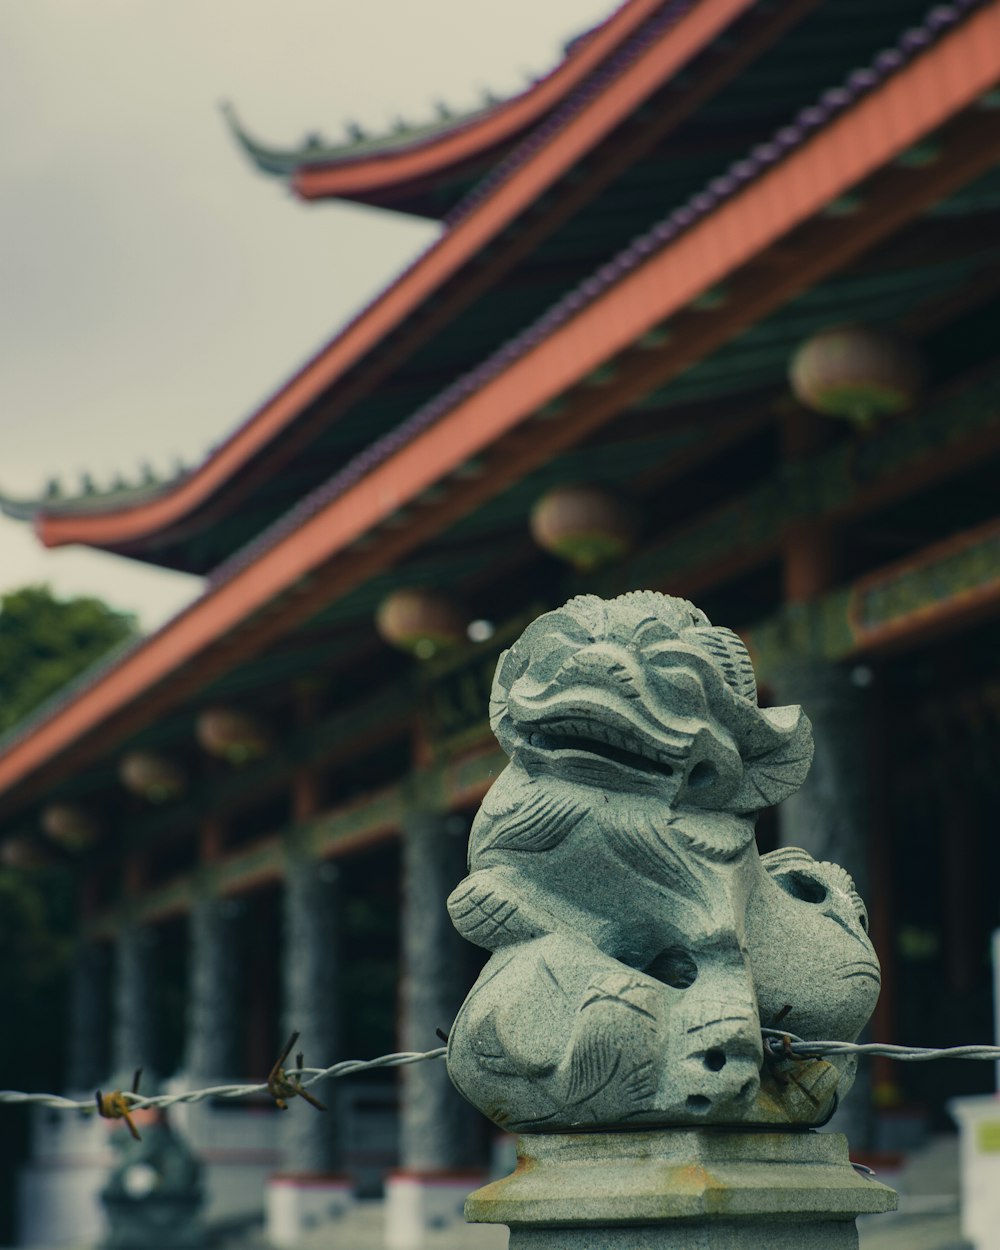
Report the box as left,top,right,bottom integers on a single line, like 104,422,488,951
0,0,998,827
0,466,188,524
222,98,509,219
5,0,993,580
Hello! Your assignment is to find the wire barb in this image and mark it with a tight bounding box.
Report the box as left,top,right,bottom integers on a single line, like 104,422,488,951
267,1032,327,1112
95,1068,144,1140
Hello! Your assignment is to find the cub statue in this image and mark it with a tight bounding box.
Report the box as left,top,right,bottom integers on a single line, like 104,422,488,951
445,592,879,1131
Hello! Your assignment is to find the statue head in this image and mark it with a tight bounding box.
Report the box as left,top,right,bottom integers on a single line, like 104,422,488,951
491,591,811,820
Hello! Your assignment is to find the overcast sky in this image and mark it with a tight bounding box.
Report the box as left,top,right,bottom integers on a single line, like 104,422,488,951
0,0,612,628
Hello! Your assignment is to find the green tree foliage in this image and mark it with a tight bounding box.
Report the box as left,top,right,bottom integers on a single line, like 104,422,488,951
0,587,136,1238
0,868,75,1242
0,867,72,1069
0,585,137,734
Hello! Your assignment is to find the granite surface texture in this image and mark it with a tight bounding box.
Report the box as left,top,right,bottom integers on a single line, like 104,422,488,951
446,593,881,1133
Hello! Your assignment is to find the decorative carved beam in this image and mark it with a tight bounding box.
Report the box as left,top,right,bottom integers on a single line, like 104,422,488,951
85,781,407,938
746,514,1000,677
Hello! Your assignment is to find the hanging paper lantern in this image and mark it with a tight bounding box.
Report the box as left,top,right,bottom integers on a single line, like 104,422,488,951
40,802,101,851
530,485,637,572
0,836,53,869
789,325,922,426
118,751,187,803
196,707,271,765
375,588,465,660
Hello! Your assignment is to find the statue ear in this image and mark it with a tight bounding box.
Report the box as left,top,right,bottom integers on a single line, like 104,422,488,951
726,706,813,813
490,646,528,753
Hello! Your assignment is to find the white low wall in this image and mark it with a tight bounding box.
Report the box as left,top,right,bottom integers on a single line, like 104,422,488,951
950,1094,1000,1250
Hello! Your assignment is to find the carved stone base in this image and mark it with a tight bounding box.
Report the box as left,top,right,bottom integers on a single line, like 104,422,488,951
465,1128,897,1249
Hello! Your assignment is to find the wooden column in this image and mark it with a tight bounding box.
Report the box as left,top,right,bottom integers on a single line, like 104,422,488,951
781,410,837,606
292,681,326,824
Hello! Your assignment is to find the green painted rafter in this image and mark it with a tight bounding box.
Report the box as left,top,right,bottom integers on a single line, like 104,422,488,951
615,368,1000,596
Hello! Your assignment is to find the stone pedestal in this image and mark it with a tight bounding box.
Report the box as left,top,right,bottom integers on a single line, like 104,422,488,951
113,924,160,1086
466,1129,896,1249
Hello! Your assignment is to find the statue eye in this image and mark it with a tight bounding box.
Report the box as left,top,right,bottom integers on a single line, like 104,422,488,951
777,871,828,905
858,911,869,933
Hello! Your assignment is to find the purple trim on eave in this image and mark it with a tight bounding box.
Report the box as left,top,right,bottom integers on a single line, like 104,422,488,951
289,4,633,176
444,0,700,226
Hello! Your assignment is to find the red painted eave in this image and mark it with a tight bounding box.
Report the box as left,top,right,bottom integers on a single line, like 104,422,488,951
288,0,660,202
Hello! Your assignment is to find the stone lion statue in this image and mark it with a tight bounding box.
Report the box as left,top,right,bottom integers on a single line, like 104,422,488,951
446,592,878,1131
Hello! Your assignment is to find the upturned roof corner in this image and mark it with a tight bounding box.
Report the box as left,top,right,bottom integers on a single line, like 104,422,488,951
0,466,188,526
220,97,503,184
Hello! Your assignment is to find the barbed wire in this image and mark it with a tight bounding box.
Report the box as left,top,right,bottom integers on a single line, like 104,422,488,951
4,1034,1000,1118
0,1047,447,1114
761,1030,1000,1063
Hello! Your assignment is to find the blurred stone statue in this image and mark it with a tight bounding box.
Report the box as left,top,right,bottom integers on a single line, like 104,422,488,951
101,1112,205,1250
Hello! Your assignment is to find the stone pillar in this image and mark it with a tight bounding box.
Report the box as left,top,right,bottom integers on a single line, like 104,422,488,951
386,804,482,1250
399,807,477,1168
67,940,111,1091
113,923,160,1086
770,658,872,903
186,895,244,1081
267,852,351,1249
281,854,341,1171
770,657,874,1148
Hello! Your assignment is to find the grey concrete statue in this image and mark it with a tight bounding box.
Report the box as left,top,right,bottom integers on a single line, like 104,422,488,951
446,592,879,1132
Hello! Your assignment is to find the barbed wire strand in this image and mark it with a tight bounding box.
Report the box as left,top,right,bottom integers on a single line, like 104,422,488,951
0,1047,447,1112
5,1036,1000,1114
760,1030,1000,1063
